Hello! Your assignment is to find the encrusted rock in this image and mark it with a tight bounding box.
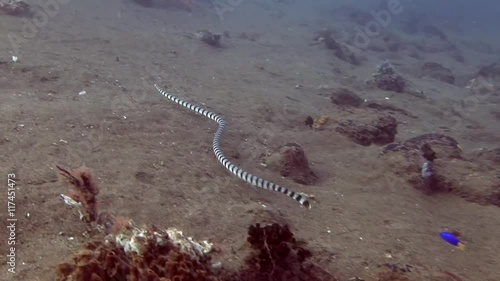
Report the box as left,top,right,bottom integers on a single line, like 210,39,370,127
57,224,217,281
265,143,318,185
336,114,397,146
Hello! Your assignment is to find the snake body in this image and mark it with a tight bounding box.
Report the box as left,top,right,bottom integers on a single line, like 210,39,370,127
154,84,310,208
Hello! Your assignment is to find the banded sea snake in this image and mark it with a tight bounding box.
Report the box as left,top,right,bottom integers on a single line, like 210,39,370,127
154,84,310,208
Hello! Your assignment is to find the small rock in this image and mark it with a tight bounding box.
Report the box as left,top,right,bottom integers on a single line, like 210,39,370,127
420,62,455,84
265,143,318,185
330,88,364,107
317,28,359,65
381,133,461,157
336,114,397,146
211,261,222,273
196,30,221,47
477,63,500,91
325,38,359,65
478,63,500,81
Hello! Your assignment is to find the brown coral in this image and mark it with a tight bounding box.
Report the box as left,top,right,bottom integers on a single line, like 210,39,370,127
230,223,329,281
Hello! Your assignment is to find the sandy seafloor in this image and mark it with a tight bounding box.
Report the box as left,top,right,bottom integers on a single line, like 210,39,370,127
0,0,499,280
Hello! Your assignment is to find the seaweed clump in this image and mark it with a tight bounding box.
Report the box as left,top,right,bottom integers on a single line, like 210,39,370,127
232,223,330,281
57,165,99,222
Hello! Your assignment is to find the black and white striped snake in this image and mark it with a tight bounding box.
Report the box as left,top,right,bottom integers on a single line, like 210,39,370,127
154,84,310,208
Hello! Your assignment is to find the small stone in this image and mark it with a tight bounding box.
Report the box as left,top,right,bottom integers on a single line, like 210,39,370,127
336,114,398,146
330,88,364,107
265,143,318,185
420,62,455,84
195,30,221,47
211,261,222,273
